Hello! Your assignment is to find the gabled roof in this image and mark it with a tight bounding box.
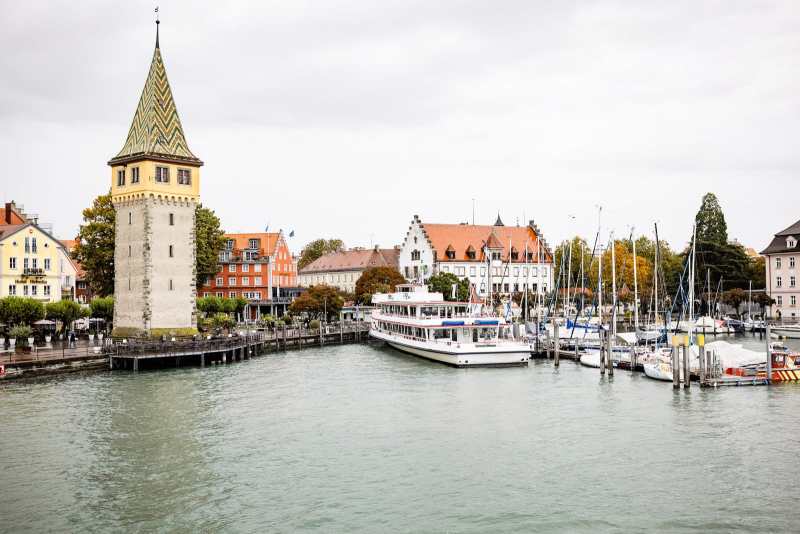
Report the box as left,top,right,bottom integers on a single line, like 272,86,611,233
301,247,400,274
0,223,27,241
414,220,552,263
224,232,285,257
109,25,201,166
761,219,800,255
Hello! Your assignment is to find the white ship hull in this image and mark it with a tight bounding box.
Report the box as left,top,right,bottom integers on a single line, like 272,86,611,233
371,330,531,367
772,325,800,339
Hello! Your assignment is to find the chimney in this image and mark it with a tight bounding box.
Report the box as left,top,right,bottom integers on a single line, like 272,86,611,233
4,202,13,224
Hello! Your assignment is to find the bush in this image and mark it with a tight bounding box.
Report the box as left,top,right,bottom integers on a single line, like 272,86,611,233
308,319,321,330
211,312,234,331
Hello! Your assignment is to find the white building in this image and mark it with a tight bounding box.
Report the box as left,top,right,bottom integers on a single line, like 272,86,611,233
298,246,401,293
762,219,800,320
398,215,554,297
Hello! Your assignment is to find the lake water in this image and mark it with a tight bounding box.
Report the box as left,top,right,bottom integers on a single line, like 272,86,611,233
1,334,799,533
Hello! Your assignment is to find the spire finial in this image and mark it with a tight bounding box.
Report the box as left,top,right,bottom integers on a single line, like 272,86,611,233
155,6,160,48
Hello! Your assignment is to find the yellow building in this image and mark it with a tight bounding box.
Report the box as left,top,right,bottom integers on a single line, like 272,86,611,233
0,202,78,304
108,21,203,336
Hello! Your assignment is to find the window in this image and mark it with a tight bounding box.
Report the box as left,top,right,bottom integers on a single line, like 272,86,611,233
470,266,476,276
788,237,797,249
456,266,465,276
216,277,223,285
442,265,450,272
523,267,529,276
446,250,455,260
513,267,519,276
777,276,783,288
44,285,50,296
791,257,796,269
169,279,174,291
467,248,476,260
242,277,250,286
228,277,236,285
169,213,174,226
242,264,250,272
510,249,519,261
777,258,782,269
128,245,132,257
411,250,421,261
480,267,486,276
8,285,16,295
226,239,235,250
155,166,170,183
23,285,28,296
229,264,236,272
177,169,191,185
254,264,262,272
128,212,132,225
31,285,37,296
216,291,224,297
229,291,236,298
249,238,259,249
131,167,140,183
169,245,174,258
31,238,37,253
117,169,125,186
23,258,29,270
32,258,38,269
255,276,262,285
24,237,30,253
492,252,501,260
791,276,796,288
792,296,797,307
777,296,783,306
254,292,261,299
9,257,16,269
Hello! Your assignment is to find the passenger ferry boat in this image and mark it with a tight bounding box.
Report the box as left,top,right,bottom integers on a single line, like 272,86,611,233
370,284,532,367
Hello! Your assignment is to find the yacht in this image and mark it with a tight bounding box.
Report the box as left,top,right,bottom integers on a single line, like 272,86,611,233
370,284,532,367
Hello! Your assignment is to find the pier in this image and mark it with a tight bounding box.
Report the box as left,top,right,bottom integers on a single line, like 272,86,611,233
0,322,371,380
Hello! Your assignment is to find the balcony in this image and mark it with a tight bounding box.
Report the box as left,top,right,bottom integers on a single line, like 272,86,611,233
23,268,45,276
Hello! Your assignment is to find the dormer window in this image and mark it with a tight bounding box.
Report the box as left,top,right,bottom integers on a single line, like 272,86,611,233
492,252,501,260
225,239,235,250
510,247,519,261
155,166,170,183
466,245,476,260
248,238,260,249
788,237,797,249
445,245,456,260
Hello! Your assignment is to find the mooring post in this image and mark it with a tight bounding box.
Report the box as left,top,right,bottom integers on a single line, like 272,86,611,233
109,355,113,370
133,358,139,372
600,329,606,375
554,322,560,367
607,326,614,376
340,321,344,344
671,336,679,389
574,341,579,361
698,334,705,384
682,338,690,389
765,323,772,383
201,353,205,367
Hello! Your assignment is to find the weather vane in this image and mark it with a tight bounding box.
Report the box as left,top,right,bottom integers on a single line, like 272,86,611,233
155,6,159,24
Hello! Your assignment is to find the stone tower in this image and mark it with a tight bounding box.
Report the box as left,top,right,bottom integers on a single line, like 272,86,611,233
108,21,202,337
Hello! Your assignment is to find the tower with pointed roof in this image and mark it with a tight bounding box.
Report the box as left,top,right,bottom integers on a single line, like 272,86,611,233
109,20,201,336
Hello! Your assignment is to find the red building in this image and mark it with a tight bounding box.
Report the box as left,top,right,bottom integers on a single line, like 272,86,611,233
200,232,297,319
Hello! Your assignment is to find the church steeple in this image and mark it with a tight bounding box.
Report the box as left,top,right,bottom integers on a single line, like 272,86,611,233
108,21,201,167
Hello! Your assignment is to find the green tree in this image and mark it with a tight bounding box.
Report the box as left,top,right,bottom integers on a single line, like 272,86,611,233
73,191,116,296
355,267,407,304
195,204,226,289
427,272,470,301
721,288,747,316
298,239,345,270
288,285,344,321
0,296,46,327
694,193,728,245
89,296,114,323
197,296,222,316
46,300,84,334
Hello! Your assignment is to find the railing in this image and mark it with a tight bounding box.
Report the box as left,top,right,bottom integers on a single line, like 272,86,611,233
105,333,265,357
23,268,45,276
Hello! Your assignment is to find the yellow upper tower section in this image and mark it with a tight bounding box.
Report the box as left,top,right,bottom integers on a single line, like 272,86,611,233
108,21,202,203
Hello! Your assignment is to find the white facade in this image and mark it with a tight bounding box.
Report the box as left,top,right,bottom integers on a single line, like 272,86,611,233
398,217,553,297
298,270,361,293
765,251,799,320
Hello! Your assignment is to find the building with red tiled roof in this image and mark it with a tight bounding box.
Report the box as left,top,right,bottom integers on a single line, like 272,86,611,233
298,246,401,293
398,214,554,297
200,232,297,319
60,239,92,303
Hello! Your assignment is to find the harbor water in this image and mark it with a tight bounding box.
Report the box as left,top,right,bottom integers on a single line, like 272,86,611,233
1,335,799,533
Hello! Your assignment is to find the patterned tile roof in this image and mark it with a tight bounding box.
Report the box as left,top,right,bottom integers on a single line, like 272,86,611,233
109,31,201,166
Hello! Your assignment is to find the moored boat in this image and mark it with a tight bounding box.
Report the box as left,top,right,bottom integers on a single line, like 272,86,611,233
370,284,531,367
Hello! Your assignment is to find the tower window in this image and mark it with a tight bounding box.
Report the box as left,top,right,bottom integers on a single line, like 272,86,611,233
117,169,126,186
169,279,174,291
155,166,170,183
169,245,174,257
131,167,140,184
128,212,132,225
177,169,191,185
169,213,174,225
128,245,131,257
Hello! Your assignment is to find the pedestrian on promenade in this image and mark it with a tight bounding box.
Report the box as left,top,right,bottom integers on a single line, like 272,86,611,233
69,331,76,348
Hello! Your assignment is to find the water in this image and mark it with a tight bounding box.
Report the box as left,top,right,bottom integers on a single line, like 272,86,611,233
1,335,799,533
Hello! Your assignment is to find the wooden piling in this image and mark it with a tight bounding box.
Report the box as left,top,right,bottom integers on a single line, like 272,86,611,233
671,341,679,389
765,323,772,383
682,344,690,389
554,323,560,367
600,329,606,375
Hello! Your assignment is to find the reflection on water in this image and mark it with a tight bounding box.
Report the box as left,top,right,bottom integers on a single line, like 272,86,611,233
0,335,798,533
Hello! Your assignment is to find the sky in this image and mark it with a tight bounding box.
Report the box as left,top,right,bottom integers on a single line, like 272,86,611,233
0,0,798,255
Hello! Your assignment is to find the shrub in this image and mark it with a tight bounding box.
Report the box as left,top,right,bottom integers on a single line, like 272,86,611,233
10,325,33,345
308,319,321,331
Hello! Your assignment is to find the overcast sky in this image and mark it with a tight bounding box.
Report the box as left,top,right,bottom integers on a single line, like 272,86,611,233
1,0,797,254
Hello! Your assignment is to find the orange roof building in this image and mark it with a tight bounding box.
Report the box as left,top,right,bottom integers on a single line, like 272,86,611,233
398,215,554,297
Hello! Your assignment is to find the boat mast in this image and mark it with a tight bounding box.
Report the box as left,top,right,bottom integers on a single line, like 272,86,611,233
524,241,529,323
632,231,639,332
598,243,603,327
580,245,585,316
748,280,752,319
654,222,660,327
689,222,696,342
611,232,617,337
